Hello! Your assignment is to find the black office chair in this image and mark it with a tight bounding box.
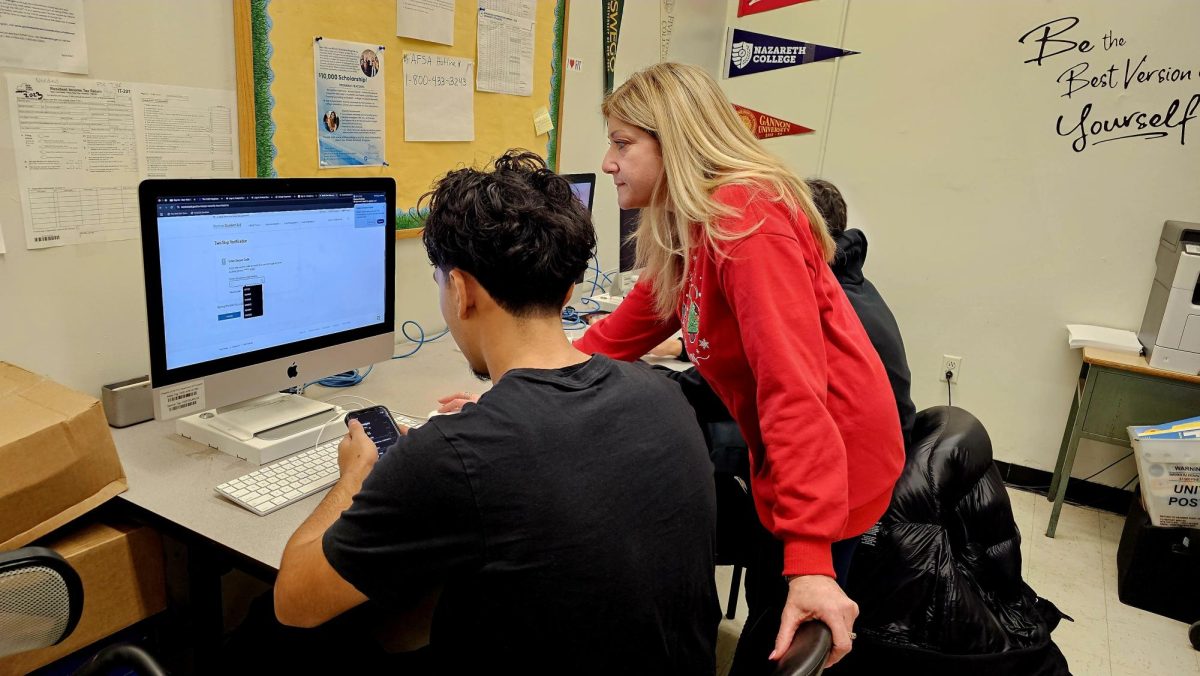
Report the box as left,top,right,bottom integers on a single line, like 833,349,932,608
0,547,83,659
839,407,1071,675
0,546,167,675
713,473,832,675
714,470,755,619
772,620,832,676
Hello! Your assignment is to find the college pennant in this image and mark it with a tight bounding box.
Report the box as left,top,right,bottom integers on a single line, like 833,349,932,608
725,28,858,78
733,104,814,139
737,0,814,17
603,0,624,95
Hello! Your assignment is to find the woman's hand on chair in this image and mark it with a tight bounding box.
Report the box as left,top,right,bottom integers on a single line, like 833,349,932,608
770,574,859,668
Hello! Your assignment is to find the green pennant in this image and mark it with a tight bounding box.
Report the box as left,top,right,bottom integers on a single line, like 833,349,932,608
603,0,624,95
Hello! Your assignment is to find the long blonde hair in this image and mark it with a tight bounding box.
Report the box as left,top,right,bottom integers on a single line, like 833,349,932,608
602,62,833,319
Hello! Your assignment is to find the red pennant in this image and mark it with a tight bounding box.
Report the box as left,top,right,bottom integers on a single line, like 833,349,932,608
737,0,814,17
733,104,814,140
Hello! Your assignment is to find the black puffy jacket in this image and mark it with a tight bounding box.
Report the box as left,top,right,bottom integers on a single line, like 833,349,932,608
836,407,1072,676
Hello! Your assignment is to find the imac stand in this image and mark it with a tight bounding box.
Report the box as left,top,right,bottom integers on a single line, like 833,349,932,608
176,392,348,465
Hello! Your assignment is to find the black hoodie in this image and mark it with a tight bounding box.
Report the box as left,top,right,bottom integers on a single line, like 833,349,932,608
829,228,915,447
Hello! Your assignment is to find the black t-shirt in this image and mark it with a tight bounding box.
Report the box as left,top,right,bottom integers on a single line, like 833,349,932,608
323,356,720,674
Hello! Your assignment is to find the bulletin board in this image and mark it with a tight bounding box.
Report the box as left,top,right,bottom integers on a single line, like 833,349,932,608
234,0,568,233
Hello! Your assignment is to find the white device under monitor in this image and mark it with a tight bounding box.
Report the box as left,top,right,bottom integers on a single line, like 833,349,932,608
139,177,397,464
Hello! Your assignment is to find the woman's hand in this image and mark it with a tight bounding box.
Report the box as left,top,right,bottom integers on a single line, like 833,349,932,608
646,336,683,358
770,575,859,668
435,391,479,413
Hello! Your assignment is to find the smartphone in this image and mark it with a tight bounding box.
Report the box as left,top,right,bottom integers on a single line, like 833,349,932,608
344,405,402,456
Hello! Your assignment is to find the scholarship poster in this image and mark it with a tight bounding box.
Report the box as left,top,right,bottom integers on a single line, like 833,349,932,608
314,37,386,167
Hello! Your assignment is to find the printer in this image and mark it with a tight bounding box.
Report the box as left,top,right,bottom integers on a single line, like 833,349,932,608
1139,221,1200,375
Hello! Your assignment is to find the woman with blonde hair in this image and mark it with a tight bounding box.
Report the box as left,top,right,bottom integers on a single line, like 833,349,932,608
573,62,905,673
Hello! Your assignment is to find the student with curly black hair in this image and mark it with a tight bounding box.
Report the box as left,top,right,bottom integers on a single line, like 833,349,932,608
271,150,720,674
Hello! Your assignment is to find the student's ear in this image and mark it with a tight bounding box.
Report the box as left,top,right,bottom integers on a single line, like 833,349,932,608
561,285,574,309
448,269,478,320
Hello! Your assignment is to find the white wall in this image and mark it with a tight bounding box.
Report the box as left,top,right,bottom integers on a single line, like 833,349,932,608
559,0,1200,489
821,0,1200,486
0,0,238,395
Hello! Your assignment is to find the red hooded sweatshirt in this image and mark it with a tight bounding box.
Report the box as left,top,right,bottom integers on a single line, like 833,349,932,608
574,184,904,577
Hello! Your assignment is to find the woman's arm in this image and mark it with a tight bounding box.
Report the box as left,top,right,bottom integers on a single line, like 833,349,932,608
572,279,680,359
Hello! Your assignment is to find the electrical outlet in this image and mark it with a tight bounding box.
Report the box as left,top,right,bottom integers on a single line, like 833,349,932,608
941,355,963,383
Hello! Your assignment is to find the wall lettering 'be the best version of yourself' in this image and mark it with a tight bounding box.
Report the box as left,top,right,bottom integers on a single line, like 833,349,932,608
1018,16,1199,153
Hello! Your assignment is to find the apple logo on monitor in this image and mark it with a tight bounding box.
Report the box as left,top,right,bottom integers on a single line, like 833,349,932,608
287,362,299,379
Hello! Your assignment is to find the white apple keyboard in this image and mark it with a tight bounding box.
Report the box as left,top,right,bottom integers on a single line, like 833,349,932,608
215,411,426,515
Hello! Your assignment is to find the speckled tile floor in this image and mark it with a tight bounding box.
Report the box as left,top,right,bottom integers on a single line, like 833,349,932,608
713,488,1200,676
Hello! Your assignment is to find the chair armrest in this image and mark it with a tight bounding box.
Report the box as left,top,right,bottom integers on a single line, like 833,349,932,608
771,620,832,676
76,644,167,676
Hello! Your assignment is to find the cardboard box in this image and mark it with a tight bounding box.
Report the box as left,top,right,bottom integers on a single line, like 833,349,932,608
0,520,167,675
0,362,127,550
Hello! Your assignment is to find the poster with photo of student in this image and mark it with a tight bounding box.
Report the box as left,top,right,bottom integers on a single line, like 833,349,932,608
314,37,386,167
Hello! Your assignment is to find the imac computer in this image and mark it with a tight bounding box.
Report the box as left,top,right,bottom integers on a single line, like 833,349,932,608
139,177,396,464
563,173,595,214
612,207,640,296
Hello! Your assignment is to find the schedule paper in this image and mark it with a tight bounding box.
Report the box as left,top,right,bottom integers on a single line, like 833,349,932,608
475,0,534,96
133,84,237,179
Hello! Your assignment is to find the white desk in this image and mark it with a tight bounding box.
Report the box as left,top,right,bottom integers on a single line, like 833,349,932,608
110,337,485,572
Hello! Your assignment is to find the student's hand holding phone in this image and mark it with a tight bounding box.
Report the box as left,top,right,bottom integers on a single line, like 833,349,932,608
436,391,480,413
338,420,379,478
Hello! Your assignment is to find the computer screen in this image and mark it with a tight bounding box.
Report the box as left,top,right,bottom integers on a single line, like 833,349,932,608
619,208,639,273
563,173,595,213
140,178,396,420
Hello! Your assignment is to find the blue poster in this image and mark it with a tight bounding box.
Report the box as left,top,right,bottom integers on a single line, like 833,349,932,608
724,28,858,78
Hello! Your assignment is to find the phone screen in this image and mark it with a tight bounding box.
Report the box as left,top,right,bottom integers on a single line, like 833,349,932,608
344,406,402,456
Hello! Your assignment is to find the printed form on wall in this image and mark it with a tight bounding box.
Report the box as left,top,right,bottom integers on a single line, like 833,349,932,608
133,84,237,179
403,51,474,142
8,75,139,249
315,37,387,167
7,74,238,249
476,0,534,96
0,0,87,74
397,0,455,46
